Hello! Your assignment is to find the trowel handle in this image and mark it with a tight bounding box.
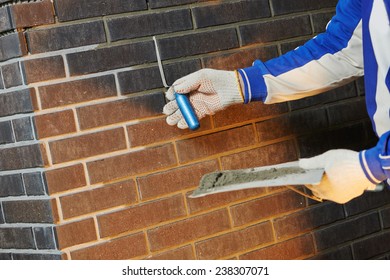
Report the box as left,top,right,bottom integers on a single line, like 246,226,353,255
175,92,200,130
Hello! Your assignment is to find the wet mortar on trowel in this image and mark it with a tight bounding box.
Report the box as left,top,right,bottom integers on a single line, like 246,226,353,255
199,167,307,191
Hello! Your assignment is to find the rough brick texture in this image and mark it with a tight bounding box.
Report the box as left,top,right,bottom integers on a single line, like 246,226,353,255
1,0,389,261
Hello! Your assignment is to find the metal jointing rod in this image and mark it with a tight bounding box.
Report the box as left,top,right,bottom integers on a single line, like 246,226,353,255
153,36,200,130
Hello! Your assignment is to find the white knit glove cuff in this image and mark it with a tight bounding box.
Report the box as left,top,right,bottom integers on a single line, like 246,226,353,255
214,71,244,108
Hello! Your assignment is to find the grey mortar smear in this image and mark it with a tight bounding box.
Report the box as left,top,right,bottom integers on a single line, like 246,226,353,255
198,167,307,191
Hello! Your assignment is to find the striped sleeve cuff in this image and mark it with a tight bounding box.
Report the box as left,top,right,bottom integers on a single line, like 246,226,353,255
238,60,268,103
359,131,390,184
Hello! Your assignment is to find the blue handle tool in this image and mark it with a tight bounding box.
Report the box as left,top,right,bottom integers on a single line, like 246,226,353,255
175,92,200,130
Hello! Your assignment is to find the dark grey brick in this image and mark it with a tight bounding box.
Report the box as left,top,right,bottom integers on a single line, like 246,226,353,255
149,0,208,8
3,199,54,223
119,67,163,94
0,88,34,118
23,172,46,196
314,213,381,251
345,190,390,217
298,122,369,158
164,60,202,85
0,144,44,171
118,60,201,94
382,207,390,229
0,6,13,33
193,0,270,28
0,120,14,144
158,29,239,60
1,62,23,88
240,16,312,45
0,253,12,260
271,0,338,15
12,253,62,260
0,228,35,249
327,99,368,126
108,9,192,42
12,117,34,142
310,246,353,260
26,20,106,54
55,0,147,21
0,174,24,197
34,227,57,249
353,232,390,259
280,39,308,55
312,11,335,33
256,108,328,142
67,41,156,75
0,32,27,62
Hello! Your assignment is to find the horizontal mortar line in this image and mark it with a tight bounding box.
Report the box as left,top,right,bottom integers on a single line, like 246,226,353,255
0,222,55,228
0,112,35,122
0,138,41,150
0,167,45,176
0,194,52,202
0,248,62,254
0,84,30,94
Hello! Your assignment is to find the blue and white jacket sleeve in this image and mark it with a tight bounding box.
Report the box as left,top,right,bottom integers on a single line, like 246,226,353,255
238,0,364,104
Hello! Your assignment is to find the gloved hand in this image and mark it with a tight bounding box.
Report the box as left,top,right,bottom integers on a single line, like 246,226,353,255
163,69,244,129
299,149,376,204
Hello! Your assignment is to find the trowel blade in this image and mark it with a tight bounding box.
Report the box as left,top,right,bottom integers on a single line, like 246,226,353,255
189,161,324,198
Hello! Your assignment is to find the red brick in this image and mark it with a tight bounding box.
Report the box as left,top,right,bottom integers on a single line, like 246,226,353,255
176,125,256,163
11,0,54,28
147,209,231,252
98,195,186,238
70,232,147,260
77,92,165,130
87,144,177,184
35,110,76,138
221,140,298,170
213,102,288,128
230,190,305,227
60,179,137,219
195,222,274,259
203,46,278,70
49,128,127,164
56,218,97,249
187,188,266,214
138,160,219,200
145,245,195,260
22,56,65,84
127,116,212,147
45,164,87,194
273,203,344,240
240,234,315,260
39,75,117,109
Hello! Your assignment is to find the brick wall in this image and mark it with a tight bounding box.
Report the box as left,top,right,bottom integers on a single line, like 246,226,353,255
1,0,390,260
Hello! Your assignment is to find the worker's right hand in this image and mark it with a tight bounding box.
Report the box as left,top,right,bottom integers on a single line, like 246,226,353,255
163,69,244,129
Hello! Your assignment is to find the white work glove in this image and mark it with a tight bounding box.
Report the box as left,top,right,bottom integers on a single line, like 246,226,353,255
299,149,376,204
163,69,243,129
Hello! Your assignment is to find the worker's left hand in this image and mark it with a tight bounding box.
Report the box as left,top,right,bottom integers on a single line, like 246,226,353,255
299,149,375,204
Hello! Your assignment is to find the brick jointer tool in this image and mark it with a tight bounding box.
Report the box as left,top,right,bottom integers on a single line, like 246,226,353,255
153,36,200,130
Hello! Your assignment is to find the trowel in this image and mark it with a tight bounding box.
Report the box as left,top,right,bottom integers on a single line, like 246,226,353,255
189,161,385,198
